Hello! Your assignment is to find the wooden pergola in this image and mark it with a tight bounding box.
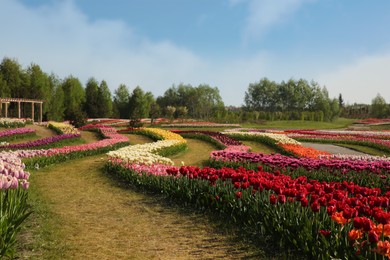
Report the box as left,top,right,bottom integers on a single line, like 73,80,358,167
0,98,44,123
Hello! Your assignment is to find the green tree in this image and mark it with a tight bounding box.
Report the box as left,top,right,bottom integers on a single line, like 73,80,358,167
0,57,23,98
244,78,278,111
175,106,188,120
84,77,100,118
97,80,113,118
46,74,65,121
157,83,224,119
0,73,10,98
371,94,389,118
25,64,52,120
128,86,150,125
113,84,130,119
165,105,176,121
149,102,161,124
61,75,85,121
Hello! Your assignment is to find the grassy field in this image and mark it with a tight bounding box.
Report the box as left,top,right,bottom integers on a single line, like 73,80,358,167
369,124,390,131
242,117,356,130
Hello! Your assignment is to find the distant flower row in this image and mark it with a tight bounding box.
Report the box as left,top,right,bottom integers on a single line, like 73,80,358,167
107,128,187,166
224,130,330,158
0,127,35,139
161,122,240,128
16,124,128,159
0,118,32,128
48,121,80,134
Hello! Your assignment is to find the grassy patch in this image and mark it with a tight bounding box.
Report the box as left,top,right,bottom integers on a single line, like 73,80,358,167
168,138,217,166
242,141,277,154
243,118,355,130
369,124,390,131
125,133,154,145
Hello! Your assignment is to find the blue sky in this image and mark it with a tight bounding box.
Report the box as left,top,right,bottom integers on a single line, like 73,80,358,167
1,0,390,106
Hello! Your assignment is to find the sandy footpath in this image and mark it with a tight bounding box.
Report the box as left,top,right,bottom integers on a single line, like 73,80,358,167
300,142,367,156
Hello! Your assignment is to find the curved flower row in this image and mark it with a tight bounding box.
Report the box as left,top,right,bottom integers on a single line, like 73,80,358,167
320,154,390,162
0,127,35,138
287,129,390,139
140,127,187,142
0,133,80,150
225,131,301,145
210,150,390,175
107,128,186,166
48,121,80,134
0,118,32,128
223,130,330,158
16,124,128,158
279,143,331,159
286,129,390,151
161,122,241,128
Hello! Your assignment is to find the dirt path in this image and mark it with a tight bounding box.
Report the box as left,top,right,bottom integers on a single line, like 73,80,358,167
300,142,367,156
20,155,266,259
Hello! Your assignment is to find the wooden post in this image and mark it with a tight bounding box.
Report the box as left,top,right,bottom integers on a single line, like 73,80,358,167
18,101,21,118
0,101,2,117
31,102,34,122
5,102,8,118
39,102,43,123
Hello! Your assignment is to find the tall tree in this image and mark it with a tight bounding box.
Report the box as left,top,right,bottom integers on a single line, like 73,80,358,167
26,63,51,119
244,77,278,111
338,93,344,108
46,74,65,121
84,78,100,118
113,84,130,119
0,73,10,98
0,57,22,98
61,75,85,120
157,83,224,119
371,94,389,118
128,86,149,120
97,80,113,118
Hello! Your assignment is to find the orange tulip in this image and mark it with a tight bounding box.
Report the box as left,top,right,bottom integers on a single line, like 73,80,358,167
332,211,349,225
348,229,363,242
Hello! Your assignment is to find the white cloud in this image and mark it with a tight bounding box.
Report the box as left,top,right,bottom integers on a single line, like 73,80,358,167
0,0,205,95
0,0,274,106
317,52,390,104
239,0,313,43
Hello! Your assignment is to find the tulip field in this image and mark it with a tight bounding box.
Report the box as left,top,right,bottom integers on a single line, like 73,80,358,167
2,117,390,258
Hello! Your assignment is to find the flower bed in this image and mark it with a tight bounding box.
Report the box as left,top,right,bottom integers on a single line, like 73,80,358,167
1,152,31,258
209,151,390,190
48,121,80,135
0,118,32,128
355,118,390,125
107,128,187,166
0,128,35,142
0,133,81,150
160,122,241,128
105,160,390,259
224,130,330,158
21,124,129,168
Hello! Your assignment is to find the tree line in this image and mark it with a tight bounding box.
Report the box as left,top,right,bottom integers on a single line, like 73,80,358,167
243,78,341,121
0,57,388,124
0,57,227,125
